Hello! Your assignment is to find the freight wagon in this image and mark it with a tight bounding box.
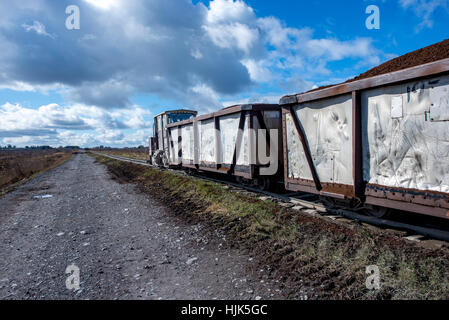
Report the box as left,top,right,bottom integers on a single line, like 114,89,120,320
165,104,283,190
148,40,449,220
280,58,449,218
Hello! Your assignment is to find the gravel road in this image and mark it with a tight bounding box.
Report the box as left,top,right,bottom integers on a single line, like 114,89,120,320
0,153,284,300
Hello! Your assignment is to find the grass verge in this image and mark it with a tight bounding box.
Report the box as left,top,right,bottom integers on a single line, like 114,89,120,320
96,149,148,161
92,153,449,300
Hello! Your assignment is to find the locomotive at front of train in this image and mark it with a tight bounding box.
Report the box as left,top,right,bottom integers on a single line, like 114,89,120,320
148,109,197,166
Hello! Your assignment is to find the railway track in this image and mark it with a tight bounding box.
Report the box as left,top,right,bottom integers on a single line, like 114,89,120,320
91,151,449,248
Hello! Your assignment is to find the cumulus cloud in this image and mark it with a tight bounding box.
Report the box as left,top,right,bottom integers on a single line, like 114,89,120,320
0,0,387,109
0,102,152,147
207,0,256,24
0,0,393,146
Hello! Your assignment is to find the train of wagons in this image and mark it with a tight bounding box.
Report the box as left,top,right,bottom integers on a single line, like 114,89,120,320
148,55,449,220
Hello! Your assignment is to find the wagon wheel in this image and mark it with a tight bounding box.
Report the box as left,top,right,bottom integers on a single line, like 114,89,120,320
364,205,391,219
256,177,271,191
152,150,167,167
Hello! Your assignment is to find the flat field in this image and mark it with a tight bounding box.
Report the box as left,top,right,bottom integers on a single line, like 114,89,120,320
98,148,148,161
0,149,73,193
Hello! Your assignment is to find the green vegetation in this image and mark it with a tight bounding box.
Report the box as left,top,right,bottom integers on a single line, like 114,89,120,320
98,148,149,161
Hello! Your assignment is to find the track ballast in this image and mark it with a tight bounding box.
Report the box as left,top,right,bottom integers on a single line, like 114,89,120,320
91,152,449,248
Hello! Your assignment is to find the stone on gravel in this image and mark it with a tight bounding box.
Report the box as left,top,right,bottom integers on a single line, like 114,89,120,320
186,257,198,265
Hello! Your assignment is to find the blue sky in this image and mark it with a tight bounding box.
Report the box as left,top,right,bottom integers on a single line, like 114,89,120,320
0,0,448,147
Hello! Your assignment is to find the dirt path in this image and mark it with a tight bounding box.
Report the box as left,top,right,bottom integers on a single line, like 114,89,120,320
0,153,285,300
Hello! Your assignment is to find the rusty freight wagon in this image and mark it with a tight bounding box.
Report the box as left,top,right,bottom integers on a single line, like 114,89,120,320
280,55,449,219
165,104,283,189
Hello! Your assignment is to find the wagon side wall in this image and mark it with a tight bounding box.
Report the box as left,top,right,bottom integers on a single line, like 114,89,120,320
282,68,449,218
166,105,282,180
362,74,449,217
284,94,355,197
181,123,195,165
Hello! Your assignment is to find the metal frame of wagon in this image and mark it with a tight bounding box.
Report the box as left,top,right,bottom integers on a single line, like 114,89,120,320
166,104,280,181
280,58,449,219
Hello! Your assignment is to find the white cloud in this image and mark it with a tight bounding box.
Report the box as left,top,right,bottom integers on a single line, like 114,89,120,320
83,0,120,10
0,81,65,93
399,0,449,31
0,102,152,147
303,38,375,61
204,22,259,54
3,0,388,109
204,0,261,55
241,59,272,82
22,20,54,38
207,0,256,24
0,0,394,147
258,17,312,49
191,48,203,59
190,84,222,114
235,12,383,87
222,93,282,108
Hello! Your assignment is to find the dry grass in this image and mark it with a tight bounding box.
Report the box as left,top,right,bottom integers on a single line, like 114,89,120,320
97,148,148,161
0,149,73,194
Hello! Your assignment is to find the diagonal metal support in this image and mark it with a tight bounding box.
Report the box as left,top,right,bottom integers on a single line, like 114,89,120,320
288,106,322,191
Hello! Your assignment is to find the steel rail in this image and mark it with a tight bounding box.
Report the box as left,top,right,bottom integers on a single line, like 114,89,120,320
90,152,449,244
